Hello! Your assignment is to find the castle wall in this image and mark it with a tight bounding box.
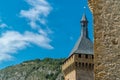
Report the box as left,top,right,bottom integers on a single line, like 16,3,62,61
64,70,76,80
88,0,120,80
76,69,94,80
62,53,94,80
62,54,76,80
74,54,94,80
62,55,75,73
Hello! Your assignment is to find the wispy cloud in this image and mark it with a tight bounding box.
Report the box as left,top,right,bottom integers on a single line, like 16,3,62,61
0,20,8,28
20,0,52,29
0,31,53,62
0,0,53,63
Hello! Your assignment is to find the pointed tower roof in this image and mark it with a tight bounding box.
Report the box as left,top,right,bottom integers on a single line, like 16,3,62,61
81,13,88,21
70,14,93,55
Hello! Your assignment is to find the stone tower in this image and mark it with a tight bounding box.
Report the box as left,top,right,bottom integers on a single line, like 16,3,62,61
62,14,94,80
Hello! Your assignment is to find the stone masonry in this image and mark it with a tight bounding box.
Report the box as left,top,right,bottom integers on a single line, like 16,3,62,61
88,0,120,80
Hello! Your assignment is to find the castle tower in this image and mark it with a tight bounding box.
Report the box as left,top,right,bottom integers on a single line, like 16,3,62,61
62,13,94,80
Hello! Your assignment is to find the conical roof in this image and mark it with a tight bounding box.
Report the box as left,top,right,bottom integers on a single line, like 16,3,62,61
70,14,93,55
81,13,88,21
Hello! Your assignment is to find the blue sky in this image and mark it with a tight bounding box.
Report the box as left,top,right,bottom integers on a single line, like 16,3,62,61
0,0,93,69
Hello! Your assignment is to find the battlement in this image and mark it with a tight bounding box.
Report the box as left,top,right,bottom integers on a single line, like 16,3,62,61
62,53,94,79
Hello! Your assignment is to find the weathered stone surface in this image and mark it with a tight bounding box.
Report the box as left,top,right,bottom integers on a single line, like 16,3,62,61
88,0,120,80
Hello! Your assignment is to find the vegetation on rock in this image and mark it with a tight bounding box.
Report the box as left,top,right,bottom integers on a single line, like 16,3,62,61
0,58,65,80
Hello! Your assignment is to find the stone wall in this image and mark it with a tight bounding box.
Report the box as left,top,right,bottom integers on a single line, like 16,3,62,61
76,69,94,80
64,70,76,80
62,53,94,80
88,0,120,80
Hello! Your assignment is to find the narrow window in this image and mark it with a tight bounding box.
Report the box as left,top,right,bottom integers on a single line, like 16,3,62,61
92,55,94,59
82,63,84,67
86,55,88,59
79,54,81,58
89,63,91,69
86,63,88,68
75,62,77,67
79,62,81,67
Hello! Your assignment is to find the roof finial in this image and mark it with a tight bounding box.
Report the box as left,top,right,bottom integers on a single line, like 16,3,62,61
81,13,88,22
80,6,88,25
81,6,87,21
84,6,86,13
84,6,86,9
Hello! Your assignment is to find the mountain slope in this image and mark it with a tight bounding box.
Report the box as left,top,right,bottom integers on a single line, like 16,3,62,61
0,58,65,80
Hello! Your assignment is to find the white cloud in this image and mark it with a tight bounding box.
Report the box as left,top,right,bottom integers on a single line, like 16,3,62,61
0,31,53,62
0,20,8,28
0,0,53,63
20,0,52,29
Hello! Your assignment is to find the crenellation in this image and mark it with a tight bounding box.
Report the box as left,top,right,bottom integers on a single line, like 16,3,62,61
62,55,75,70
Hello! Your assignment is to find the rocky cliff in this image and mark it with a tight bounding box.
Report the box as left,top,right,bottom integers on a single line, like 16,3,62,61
0,58,64,80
